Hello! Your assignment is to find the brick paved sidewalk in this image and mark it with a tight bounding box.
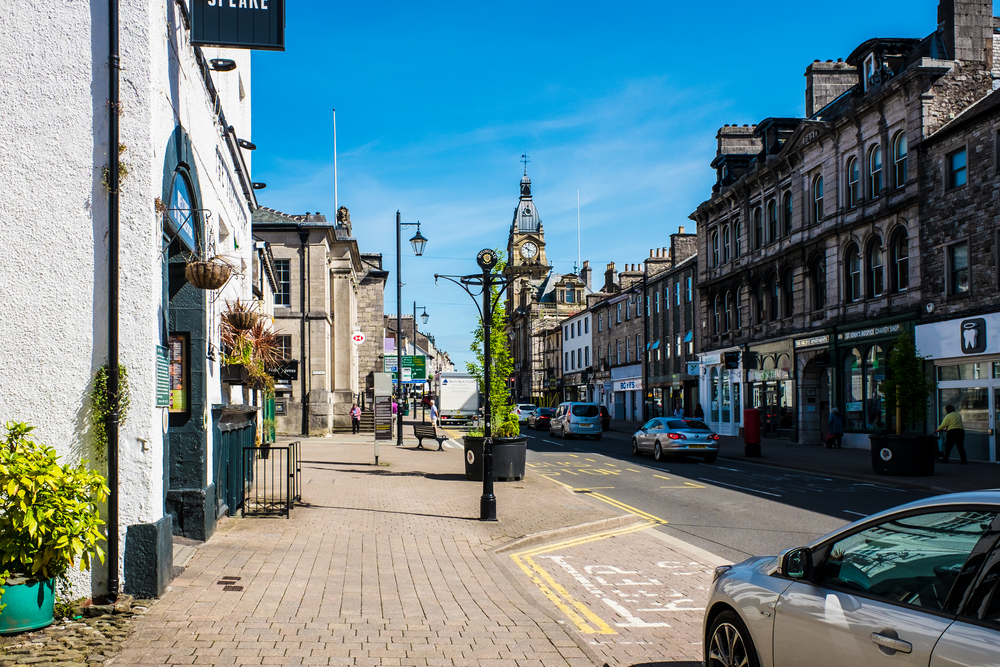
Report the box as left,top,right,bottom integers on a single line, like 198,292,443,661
111,433,720,667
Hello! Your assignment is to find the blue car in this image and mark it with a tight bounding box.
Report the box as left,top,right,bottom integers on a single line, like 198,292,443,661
549,402,603,440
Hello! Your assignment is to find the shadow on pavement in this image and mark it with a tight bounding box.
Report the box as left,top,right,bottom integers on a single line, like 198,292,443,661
296,505,479,521
609,662,700,667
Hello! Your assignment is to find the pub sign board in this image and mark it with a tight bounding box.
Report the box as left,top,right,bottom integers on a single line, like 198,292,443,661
191,0,285,51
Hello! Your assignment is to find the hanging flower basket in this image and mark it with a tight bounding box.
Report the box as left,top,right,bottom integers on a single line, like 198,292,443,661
185,260,231,290
227,310,259,331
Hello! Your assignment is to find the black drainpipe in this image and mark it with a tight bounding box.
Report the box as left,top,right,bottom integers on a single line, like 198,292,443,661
106,0,121,601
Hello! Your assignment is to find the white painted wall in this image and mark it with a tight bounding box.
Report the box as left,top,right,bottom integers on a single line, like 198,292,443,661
0,0,255,597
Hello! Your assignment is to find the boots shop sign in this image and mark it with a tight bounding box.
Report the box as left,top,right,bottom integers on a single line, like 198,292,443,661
191,0,285,51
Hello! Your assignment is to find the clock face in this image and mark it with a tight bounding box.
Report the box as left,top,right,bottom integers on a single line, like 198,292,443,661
520,242,538,259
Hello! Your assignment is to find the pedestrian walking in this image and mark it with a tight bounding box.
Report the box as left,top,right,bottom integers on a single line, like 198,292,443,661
429,399,439,433
935,404,967,464
673,404,684,418
827,407,844,449
350,403,361,434
694,403,704,420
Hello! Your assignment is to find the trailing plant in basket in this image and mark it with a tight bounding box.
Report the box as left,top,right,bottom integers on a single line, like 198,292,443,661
466,250,519,439
883,331,932,434
0,422,108,583
221,312,281,398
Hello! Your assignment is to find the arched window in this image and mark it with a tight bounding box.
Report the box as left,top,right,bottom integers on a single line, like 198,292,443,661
867,236,884,298
846,243,861,302
711,231,719,267
846,156,859,208
812,257,826,311
782,269,794,318
812,175,824,223
754,279,766,325
869,144,882,199
893,132,907,188
782,191,793,236
890,228,909,292
722,226,731,263
769,273,780,321
767,199,778,243
713,295,721,334
735,288,743,329
753,207,763,249
734,221,743,257
724,290,733,332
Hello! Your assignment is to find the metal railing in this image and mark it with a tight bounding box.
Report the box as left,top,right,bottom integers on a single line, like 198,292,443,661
242,440,302,518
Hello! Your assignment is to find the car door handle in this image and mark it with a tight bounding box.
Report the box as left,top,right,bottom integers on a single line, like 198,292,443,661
870,632,912,654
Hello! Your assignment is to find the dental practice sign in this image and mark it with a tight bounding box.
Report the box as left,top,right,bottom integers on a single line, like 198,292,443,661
915,313,998,360
192,0,285,51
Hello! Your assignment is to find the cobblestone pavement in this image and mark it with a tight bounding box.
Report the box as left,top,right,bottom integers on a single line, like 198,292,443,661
105,432,724,666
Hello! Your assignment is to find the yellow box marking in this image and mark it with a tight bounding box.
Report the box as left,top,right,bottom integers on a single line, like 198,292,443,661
661,481,706,489
653,474,672,480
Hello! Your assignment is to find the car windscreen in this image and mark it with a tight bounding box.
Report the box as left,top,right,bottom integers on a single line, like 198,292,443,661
667,419,712,430
539,408,555,415
571,405,600,418
520,404,537,411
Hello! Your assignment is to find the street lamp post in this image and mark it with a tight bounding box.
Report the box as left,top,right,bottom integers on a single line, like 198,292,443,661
413,302,429,421
396,211,427,447
435,249,508,521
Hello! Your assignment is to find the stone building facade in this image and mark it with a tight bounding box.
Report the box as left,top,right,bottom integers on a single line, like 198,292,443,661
357,252,389,403
591,263,647,422
253,206,386,435
690,0,998,448
914,86,1000,461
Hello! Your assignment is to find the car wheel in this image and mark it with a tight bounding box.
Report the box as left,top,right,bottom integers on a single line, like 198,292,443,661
707,610,760,667
631,439,639,456
653,441,663,461
704,454,718,463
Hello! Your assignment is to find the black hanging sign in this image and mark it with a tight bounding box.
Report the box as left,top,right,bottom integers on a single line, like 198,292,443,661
191,0,285,52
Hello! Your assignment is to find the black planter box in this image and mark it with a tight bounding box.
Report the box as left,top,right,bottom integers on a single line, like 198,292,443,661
221,364,249,385
870,434,937,476
463,436,527,481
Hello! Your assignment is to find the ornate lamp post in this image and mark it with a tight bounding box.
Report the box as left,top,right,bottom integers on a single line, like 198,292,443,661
396,211,427,446
435,249,509,521
413,302,429,420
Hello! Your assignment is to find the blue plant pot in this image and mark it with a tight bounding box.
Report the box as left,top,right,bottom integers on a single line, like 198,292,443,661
0,578,55,634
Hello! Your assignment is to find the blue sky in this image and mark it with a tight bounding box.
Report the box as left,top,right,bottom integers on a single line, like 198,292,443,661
251,0,940,372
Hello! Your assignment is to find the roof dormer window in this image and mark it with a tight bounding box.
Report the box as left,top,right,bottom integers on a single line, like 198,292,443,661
863,54,876,92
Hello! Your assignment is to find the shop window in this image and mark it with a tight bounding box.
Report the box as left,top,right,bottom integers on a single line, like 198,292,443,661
812,258,826,311
768,199,778,243
753,206,763,249
938,387,990,461
846,156,859,208
844,348,864,429
937,363,988,381
948,242,970,295
893,132,908,187
869,144,882,199
845,243,861,302
891,229,909,292
711,367,720,424
868,237,884,298
864,345,886,430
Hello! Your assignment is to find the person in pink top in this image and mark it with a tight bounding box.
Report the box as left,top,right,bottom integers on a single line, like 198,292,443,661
350,403,362,434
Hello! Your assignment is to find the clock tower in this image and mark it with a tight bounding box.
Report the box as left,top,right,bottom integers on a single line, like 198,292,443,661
506,171,548,281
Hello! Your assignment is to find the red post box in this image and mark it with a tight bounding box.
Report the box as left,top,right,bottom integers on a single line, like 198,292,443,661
743,408,762,457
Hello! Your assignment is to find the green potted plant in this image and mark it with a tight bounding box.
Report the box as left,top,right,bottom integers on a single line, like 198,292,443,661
220,315,281,397
463,252,526,482
870,332,936,476
0,422,108,633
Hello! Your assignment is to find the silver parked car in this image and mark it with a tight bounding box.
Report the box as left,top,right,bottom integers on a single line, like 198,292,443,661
631,418,719,463
549,402,603,440
704,491,1000,667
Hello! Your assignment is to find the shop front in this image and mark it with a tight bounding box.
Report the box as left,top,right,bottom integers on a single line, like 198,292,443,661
611,364,642,422
698,348,743,437
563,371,588,403
746,340,795,438
916,313,1000,462
833,318,913,448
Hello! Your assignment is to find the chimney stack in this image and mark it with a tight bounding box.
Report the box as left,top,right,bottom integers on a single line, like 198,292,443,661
580,260,592,291
805,59,857,117
938,0,994,64
604,262,618,293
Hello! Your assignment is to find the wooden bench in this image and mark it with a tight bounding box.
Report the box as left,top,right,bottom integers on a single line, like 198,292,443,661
413,423,447,451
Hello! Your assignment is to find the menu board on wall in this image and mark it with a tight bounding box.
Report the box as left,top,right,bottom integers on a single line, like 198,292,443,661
168,334,188,413
156,346,170,408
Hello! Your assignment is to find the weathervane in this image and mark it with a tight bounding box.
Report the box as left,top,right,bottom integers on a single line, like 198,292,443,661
521,153,530,175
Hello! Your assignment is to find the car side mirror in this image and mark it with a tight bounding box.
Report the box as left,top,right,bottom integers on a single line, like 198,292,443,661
779,547,812,580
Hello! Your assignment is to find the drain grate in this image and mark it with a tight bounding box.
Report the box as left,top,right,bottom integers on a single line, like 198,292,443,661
573,489,592,494
218,576,243,591
223,585,244,591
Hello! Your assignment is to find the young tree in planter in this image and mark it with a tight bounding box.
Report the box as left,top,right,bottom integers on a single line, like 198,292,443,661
883,332,932,435
466,253,519,439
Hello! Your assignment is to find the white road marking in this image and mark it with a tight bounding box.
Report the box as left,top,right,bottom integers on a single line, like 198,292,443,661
701,478,782,498
843,510,868,517
544,440,566,447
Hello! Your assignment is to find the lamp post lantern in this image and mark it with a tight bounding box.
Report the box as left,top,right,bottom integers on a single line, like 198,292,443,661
396,211,427,446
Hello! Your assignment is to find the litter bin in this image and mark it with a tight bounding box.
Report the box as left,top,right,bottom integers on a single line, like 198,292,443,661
743,408,761,457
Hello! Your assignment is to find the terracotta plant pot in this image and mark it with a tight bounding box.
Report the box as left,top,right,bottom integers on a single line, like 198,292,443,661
184,261,231,290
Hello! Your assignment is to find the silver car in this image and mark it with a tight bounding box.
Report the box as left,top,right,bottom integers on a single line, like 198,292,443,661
631,418,719,463
513,403,537,423
704,491,1000,667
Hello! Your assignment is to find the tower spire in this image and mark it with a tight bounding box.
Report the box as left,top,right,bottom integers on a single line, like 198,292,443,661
521,153,530,176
